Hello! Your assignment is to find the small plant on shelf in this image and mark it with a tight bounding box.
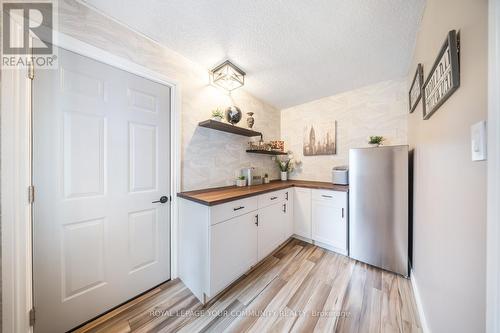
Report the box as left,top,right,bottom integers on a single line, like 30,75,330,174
236,175,246,187
368,136,384,146
211,108,224,121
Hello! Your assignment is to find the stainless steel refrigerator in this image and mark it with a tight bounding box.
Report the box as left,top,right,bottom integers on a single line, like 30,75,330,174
349,145,409,277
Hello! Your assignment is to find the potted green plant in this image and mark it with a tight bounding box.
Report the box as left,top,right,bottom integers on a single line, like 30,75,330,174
211,108,224,121
276,157,294,181
263,173,270,184
368,136,384,147
236,175,246,187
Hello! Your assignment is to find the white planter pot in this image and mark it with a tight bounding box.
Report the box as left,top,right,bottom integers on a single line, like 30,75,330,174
280,172,288,181
263,177,270,184
236,179,246,187
212,116,223,122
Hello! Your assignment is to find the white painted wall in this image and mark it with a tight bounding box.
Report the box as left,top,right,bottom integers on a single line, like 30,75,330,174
58,0,281,192
408,0,488,332
281,79,408,182
487,1,500,332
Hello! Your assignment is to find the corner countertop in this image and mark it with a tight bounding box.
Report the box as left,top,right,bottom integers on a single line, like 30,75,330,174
177,180,349,206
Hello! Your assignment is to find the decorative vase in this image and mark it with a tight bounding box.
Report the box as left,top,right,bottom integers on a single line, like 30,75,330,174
225,106,242,125
280,172,288,181
236,179,246,187
246,112,255,128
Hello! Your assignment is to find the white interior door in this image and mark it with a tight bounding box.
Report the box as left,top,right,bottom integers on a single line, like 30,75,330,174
33,47,171,333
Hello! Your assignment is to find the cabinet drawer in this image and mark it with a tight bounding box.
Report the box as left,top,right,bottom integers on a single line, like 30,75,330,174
258,190,286,208
210,197,258,225
312,189,346,204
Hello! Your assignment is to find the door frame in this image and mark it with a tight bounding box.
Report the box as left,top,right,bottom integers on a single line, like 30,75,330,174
487,0,500,332
1,31,182,333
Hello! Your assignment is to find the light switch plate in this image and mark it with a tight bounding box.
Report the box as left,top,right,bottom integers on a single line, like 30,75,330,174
471,120,487,161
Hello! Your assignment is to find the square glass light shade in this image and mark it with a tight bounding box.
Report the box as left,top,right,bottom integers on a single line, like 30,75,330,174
210,60,246,91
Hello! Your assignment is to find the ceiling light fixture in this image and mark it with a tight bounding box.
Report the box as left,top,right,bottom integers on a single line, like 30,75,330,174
210,60,246,92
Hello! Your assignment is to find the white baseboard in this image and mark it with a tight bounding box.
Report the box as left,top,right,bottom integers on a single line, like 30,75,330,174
410,269,431,333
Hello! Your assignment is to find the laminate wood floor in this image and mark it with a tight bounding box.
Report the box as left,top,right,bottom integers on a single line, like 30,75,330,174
75,238,421,333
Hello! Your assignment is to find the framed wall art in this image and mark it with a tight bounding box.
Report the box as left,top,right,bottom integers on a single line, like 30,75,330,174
303,121,337,156
422,30,460,120
409,64,423,113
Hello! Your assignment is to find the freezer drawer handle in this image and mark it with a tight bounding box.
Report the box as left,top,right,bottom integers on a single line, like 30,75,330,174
233,206,245,211
321,195,333,198
342,208,344,218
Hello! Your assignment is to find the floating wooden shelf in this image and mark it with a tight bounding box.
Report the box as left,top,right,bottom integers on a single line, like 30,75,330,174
198,119,262,137
246,150,287,156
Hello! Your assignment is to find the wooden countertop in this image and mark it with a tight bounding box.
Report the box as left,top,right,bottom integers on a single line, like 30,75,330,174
177,180,349,206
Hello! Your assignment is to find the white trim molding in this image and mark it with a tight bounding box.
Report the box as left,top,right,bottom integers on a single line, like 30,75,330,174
1,31,182,332
1,18,34,333
410,270,431,333
487,0,500,332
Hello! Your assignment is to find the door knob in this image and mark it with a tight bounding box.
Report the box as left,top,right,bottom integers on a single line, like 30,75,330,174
152,196,169,204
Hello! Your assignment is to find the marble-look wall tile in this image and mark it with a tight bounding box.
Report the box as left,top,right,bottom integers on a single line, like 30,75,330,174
57,0,280,191
281,79,408,182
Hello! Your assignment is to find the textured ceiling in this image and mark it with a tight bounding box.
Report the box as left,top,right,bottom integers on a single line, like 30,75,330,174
83,0,425,109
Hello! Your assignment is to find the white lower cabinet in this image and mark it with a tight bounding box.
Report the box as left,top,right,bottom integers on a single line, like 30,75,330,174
210,212,258,296
294,187,312,238
258,202,286,261
179,186,347,303
179,189,291,303
284,190,294,238
311,190,348,255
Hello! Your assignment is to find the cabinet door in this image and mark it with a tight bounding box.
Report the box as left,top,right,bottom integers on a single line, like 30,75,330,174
209,212,258,296
311,191,347,254
258,202,286,261
284,190,294,238
294,187,312,238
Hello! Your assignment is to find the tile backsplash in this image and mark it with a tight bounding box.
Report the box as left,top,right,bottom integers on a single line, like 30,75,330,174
281,79,408,182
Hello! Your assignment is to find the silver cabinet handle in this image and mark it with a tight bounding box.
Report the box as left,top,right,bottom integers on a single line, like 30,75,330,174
322,195,333,198
233,206,245,211
342,208,344,218
270,196,278,200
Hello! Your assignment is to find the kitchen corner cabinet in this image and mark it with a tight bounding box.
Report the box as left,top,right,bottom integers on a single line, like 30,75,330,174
294,187,312,238
311,190,348,255
284,190,294,239
293,187,348,255
258,202,285,261
179,188,292,303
